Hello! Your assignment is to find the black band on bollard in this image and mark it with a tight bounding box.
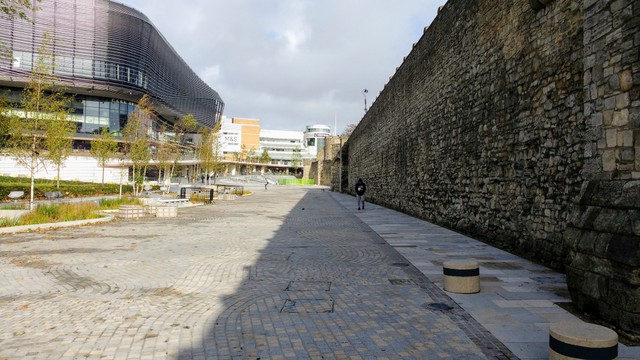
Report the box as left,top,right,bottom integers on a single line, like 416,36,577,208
549,335,618,360
443,267,479,277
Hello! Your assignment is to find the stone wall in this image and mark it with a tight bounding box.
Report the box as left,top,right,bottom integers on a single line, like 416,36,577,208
344,0,639,339
564,0,640,342
308,136,348,188
348,0,585,268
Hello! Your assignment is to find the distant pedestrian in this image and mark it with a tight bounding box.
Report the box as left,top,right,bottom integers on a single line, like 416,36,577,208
265,179,269,190
355,178,366,210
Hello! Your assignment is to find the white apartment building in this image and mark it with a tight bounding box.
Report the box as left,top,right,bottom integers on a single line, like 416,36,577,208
218,117,242,157
259,129,307,166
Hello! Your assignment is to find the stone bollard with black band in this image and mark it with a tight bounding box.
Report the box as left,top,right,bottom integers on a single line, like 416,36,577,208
549,321,618,360
443,260,480,294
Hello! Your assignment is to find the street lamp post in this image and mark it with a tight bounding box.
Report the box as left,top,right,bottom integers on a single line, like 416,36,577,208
362,89,368,113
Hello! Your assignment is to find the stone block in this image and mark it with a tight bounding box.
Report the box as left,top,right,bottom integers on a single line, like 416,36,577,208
618,312,640,343
568,205,600,228
593,208,633,234
581,271,608,300
591,181,625,206
145,205,157,215
156,206,178,218
602,149,617,171
576,230,599,255
614,181,640,207
118,205,145,219
606,234,640,266
612,109,629,126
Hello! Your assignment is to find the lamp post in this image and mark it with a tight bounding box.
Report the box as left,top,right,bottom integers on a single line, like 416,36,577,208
362,89,368,113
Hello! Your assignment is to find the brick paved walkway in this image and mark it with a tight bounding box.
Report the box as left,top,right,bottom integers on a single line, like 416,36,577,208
0,187,531,359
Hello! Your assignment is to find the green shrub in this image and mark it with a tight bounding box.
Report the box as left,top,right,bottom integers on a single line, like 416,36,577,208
0,176,133,201
7,202,101,226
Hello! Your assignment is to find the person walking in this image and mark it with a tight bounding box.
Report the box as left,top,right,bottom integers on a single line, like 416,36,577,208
355,178,366,210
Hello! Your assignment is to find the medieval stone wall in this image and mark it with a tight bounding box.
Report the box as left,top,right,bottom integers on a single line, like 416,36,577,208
348,0,584,269
563,0,640,342
344,0,639,340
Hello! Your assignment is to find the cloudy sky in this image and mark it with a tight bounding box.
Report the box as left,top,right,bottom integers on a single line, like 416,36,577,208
117,0,442,134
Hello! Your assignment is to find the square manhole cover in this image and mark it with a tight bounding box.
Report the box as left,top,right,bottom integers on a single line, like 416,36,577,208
280,299,335,313
285,281,331,291
389,279,413,285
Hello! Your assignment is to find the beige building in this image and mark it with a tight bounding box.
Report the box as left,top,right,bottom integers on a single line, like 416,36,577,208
232,118,261,158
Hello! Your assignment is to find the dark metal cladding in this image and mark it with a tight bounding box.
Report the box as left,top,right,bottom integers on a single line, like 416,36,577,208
0,0,224,129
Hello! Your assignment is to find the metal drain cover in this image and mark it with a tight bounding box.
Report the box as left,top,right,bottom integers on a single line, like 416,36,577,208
389,279,413,285
425,302,453,311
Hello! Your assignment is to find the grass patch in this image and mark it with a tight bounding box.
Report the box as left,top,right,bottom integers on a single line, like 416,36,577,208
0,196,144,227
0,203,26,210
98,197,142,210
2,202,102,227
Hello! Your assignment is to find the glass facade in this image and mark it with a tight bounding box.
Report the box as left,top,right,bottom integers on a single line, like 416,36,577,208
0,0,224,131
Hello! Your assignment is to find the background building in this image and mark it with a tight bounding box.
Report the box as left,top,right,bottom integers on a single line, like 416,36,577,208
0,0,224,183
217,117,330,176
0,0,224,136
260,129,305,166
304,124,332,157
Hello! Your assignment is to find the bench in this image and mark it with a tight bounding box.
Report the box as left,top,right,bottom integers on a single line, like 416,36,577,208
179,187,214,204
158,198,191,206
8,191,24,202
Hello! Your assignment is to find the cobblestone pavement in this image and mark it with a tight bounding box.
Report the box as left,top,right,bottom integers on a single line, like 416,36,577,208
0,186,626,359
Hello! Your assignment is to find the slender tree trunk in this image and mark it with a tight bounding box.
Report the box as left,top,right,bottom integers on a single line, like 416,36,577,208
56,165,60,189
30,162,35,211
30,145,36,211
132,163,137,196
102,164,105,185
142,165,148,195
119,161,123,198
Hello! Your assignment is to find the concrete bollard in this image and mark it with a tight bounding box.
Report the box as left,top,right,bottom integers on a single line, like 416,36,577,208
549,321,618,360
443,260,480,294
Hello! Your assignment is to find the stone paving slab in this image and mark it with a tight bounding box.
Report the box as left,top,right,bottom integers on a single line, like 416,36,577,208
331,192,640,360
0,186,636,359
0,187,505,359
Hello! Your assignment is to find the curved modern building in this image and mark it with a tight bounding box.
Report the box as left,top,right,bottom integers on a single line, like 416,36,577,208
0,0,224,136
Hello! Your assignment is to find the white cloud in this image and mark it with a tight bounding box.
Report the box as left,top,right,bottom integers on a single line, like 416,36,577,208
117,0,442,133
201,65,222,85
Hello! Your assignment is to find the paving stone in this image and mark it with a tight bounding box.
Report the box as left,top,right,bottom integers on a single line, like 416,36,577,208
0,187,637,359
